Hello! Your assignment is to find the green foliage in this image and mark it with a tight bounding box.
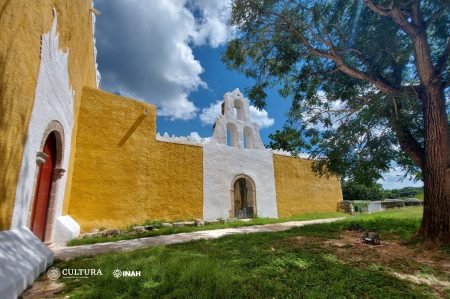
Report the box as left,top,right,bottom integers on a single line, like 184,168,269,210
342,181,423,201
57,208,432,298
266,126,305,155
342,180,383,201
382,186,424,199
224,0,450,184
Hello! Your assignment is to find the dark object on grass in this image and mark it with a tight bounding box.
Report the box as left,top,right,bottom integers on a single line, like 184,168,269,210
360,232,380,245
348,224,362,231
144,225,155,231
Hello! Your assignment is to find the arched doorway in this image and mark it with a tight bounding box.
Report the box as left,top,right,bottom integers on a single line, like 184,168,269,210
231,175,256,219
30,132,57,241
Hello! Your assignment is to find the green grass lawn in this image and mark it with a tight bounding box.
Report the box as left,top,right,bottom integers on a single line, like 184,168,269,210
45,207,450,298
68,211,347,246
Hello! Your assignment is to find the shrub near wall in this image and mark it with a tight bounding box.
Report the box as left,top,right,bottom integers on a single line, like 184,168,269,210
342,181,383,201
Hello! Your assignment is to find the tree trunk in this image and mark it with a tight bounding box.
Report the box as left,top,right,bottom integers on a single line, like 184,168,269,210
419,84,450,245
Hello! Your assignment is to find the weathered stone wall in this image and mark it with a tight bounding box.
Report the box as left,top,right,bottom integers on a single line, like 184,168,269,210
273,155,342,217
68,87,203,231
0,0,97,230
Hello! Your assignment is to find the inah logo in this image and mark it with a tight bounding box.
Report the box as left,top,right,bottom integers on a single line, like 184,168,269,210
122,270,141,277
113,269,122,278
47,267,61,280
112,269,141,278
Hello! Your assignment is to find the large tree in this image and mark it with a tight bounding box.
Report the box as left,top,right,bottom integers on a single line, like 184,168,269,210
224,0,450,244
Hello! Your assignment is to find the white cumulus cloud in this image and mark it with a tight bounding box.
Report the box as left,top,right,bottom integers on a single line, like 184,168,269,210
378,166,423,190
199,100,275,129
249,106,275,128
189,131,211,143
94,0,232,120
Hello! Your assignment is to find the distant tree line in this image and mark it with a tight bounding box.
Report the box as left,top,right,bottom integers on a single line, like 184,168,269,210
342,181,423,201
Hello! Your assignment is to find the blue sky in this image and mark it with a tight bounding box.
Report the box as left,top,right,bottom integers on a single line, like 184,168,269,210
156,45,291,144
93,0,422,190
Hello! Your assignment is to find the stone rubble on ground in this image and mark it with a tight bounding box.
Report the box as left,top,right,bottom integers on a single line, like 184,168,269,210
195,219,204,226
331,242,348,248
338,201,354,214
173,221,196,227
82,217,272,240
104,229,120,236
131,226,146,233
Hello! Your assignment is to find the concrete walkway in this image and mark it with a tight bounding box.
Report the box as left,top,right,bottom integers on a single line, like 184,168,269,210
52,217,345,260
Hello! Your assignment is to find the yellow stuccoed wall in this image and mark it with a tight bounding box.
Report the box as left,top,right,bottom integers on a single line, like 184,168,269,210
273,155,342,217
0,0,97,230
68,87,203,231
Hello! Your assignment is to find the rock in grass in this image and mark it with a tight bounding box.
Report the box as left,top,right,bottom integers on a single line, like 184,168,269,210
161,223,173,228
195,219,204,227
331,242,348,248
173,221,196,227
104,229,120,236
132,226,146,233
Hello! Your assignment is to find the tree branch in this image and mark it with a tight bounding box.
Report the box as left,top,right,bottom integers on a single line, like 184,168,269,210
280,13,405,96
363,0,391,16
366,0,438,88
365,0,420,39
389,98,425,169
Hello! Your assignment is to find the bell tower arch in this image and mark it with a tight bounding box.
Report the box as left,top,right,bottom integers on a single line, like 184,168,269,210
210,89,265,150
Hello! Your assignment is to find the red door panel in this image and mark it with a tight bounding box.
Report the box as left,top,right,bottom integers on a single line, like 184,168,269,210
30,133,56,241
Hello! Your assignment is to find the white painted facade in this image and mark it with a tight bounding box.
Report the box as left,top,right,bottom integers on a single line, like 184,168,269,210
203,89,278,220
203,144,278,220
52,215,80,245
210,89,265,150
11,10,77,243
0,227,53,299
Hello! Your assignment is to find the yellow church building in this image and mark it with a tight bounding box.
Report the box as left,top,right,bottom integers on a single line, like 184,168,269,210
0,2,341,297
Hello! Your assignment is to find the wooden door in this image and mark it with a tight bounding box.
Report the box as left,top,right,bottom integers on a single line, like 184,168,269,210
234,178,250,219
30,133,56,241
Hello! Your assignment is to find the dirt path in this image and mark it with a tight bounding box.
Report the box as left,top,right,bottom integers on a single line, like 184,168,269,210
52,217,346,260
293,231,450,298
